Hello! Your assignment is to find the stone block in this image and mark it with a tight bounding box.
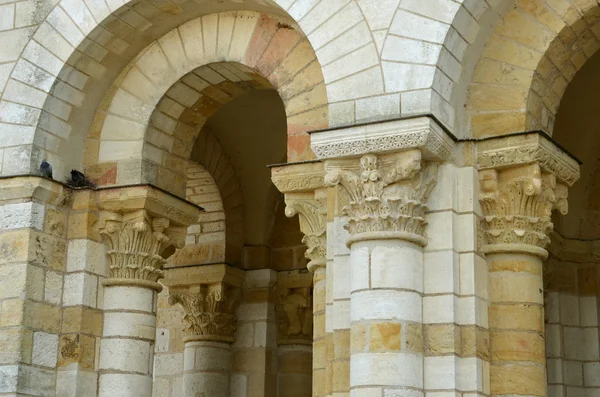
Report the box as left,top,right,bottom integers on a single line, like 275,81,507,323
103,286,154,313
58,334,96,369
32,332,58,368
425,250,457,294
63,272,98,307
370,242,423,292
351,352,422,388
66,239,107,276
103,312,156,340
424,356,456,389
0,202,44,231
0,328,33,364
490,364,545,396
352,290,421,323
99,338,150,374
154,353,183,376
98,373,152,397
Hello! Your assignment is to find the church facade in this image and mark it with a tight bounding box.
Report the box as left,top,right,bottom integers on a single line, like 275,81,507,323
0,0,598,396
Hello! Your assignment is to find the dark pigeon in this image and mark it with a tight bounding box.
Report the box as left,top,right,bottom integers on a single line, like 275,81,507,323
66,169,96,188
40,160,53,179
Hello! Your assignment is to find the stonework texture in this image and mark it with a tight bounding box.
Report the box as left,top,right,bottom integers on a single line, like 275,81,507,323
1,1,600,397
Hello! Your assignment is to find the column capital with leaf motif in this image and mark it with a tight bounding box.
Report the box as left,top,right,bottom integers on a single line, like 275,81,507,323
97,185,201,291
477,133,580,258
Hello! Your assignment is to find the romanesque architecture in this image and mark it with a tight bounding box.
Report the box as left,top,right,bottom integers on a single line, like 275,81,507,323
0,0,599,396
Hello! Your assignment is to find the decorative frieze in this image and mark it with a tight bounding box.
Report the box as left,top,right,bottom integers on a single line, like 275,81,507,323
285,191,327,271
325,150,437,245
99,210,186,289
169,283,241,343
310,117,454,162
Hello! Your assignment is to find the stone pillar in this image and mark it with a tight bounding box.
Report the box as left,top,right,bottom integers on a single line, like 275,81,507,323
96,186,199,397
275,270,314,397
165,264,244,397
477,134,580,397
272,162,327,397
325,150,436,396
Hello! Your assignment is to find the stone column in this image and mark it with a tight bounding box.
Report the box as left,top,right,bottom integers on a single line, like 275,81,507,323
97,187,199,397
325,150,436,396
272,162,328,397
165,264,244,397
477,134,580,397
275,271,314,397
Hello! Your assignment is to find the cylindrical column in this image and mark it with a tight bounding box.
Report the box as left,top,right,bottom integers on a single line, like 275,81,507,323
324,151,437,397
349,239,424,396
278,344,313,397
312,266,327,397
99,284,158,397
183,340,232,397
478,161,577,397
487,252,546,397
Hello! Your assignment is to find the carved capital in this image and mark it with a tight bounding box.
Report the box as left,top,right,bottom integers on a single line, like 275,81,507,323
479,163,569,258
99,210,186,291
169,282,241,343
325,151,437,246
284,191,327,272
275,272,313,346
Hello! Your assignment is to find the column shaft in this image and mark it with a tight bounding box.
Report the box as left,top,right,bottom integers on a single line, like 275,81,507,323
487,253,546,397
312,266,328,397
98,285,157,397
349,239,423,396
183,341,231,397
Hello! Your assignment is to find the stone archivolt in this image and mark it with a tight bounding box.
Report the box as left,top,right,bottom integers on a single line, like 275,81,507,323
99,210,186,288
285,195,327,271
325,151,437,245
276,286,313,345
169,283,241,343
479,163,569,256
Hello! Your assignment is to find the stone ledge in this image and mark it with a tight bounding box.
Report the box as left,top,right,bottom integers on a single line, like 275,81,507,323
310,116,455,162
477,132,580,186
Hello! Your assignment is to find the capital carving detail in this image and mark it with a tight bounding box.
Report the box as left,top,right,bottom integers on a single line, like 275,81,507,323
276,286,313,345
479,163,569,257
325,151,437,245
99,212,185,289
168,283,241,343
285,196,327,272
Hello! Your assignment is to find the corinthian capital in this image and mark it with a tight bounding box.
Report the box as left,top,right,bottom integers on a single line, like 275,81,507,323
284,191,327,272
477,133,580,258
169,283,241,343
99,210,186,290
325,150,437,245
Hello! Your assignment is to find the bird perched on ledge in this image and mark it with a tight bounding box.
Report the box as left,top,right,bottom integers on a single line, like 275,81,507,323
66,169,96,188
39,160,53,179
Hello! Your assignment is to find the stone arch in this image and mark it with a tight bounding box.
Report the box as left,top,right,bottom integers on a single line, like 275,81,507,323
0,3,337,180
458,0,600,137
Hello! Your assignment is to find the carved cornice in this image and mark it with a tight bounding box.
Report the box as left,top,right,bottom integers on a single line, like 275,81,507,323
477,133,579,186
169,283,241,343
271,162,325,194
310,117,454,162
275,285,313,345
285,192,327,272
99,210,186,291
325,151,437,246
479,164,569,258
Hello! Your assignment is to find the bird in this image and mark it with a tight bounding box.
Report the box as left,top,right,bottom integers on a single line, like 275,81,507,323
66,169,96,188
39,160,53,179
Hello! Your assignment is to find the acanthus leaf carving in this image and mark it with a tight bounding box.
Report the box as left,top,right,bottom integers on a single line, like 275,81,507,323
479,163,569,255
285,194,327,271
275,286,313,345
168,283,241,343
325,152,437,245
99,212,185,285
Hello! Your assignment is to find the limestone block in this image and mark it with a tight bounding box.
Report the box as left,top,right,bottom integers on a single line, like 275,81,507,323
61,306,103,335
55,369,98,397
32,332,58,368
425,211,454,251
370,242,423,292
183,372,229,397
103,312,156,340
99,339,151,374
560,294,580,326
156,328,170,353
580,296,599,326
244,269,277,289
63,273,98,307
236,303,270,322
98,373,152,397
351,290,421,323
425,250,457,294
424,356,456,390
564,360,583,386
327,66,384,103
316,21,371,65
66,239,107,276
103,286,154,313
350,245,369,292
13,365,56,396
351,352,422,388
191,343,231,371
0,365,18,393
154,353,183,376
323,43,379,85
332,299,350,331
0,27,35,63
423,295,454,324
